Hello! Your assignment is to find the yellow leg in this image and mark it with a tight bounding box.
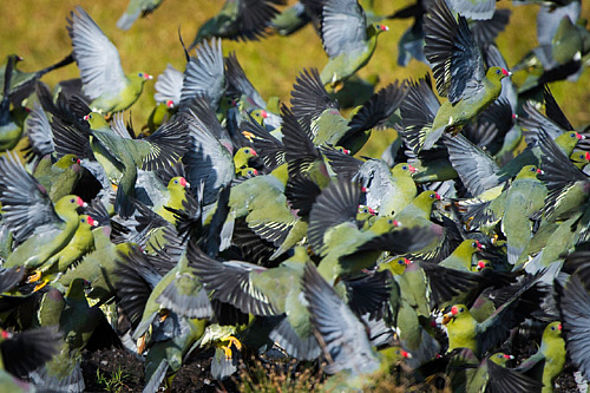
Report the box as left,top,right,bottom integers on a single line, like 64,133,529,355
225,335,242,351
33,280,49,292
137,334,146,354
26,270,42,284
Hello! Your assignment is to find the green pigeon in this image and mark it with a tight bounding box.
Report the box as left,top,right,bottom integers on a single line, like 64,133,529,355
413,0,510,152
555,253,590,382
33,279,120,392
448,349,543,393
291,68,406,154
67,6,153,113
439,239,484,271
57,200,133,302
270,1,313,36
442,273,544,357
318,0,389,85
322,147,417,216
0,153,87,272
117,0,165,30
52,109,192,216
456,164,547,265
189,244,322,360
0,53,73,106
0,55,22,152
154,176,189,224
302,261,411,392
39,214,98,276
308,180,438,284
516,322,566,393
32,154,83,202
188,0,285,49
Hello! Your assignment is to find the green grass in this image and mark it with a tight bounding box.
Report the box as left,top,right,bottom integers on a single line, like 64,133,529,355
0,0,589,132
96,366,130,393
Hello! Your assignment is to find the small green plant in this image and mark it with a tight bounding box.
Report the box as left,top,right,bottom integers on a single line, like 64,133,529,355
96,366,130,393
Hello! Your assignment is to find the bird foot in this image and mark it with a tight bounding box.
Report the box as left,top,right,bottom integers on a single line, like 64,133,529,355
137,334,146,354
220,335,242,359
33,280,49,292
26,270,42,283
242,131,255,142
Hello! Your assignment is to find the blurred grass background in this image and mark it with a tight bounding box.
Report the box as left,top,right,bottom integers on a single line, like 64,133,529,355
1,0,589,136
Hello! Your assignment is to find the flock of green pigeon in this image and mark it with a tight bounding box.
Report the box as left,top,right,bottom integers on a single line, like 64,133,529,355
1,0,590,392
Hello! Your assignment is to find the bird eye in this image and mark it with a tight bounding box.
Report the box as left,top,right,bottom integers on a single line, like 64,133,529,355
174,179,178,184
551,325,556,330
459,307,464,312
472,242,476,247
138,72,143,77
430,193,435,198
244,148,250,154
81,218,85,223
402,165,408,170
571,133,576,138
397,259,405,265
71,157,76,162
496,69,501,74
530,167,536,172
70,198,75,203
580,154,585,159
387,218,394,225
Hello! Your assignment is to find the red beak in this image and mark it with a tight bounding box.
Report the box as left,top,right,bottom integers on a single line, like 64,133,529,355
166,100,174,108
586,152,590,161
260,110,268,119
83,114,90,121
451,306,459,315
87,216,98,227
501,68,511,76
408,164,417,173
404,258,411,265
536,169,543,174
76,197,86,207
576,132,583,140
435,193,441,200
503,354,514,359
477,261,486,270
401,350,410,358
558,323,562,331
179,177,187,187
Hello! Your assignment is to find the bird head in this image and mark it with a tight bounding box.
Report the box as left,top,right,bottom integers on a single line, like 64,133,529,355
490,352,514,366
250,109,268,125
392,162,417,176
442,304,468,325
369,23,389,37
57,195,87,212
544,321,563,339
240,167,259,178
358,205,376,216
130,71,153,84
54,154,81,170
83,112,109,129
80,215,98,228
516,165,543,179
169,176,190,190
487,66,512,82
335,146,351,155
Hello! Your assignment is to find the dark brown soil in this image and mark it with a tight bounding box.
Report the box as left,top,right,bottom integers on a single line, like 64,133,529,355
81,347,238,393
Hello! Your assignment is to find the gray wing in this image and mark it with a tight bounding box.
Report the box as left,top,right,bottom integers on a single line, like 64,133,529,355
67,6,127,100
302,262,380,376
0,152,61,243
180,38,225,109
23,102,54,163
321,0,368,58
154,64,183,106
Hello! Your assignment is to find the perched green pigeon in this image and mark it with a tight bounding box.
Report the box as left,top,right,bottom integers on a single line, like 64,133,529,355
188,0,285,49
413,0,510,152
515,321,566,393
319,0,389,85
117,0,165,30
67,6,153,113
